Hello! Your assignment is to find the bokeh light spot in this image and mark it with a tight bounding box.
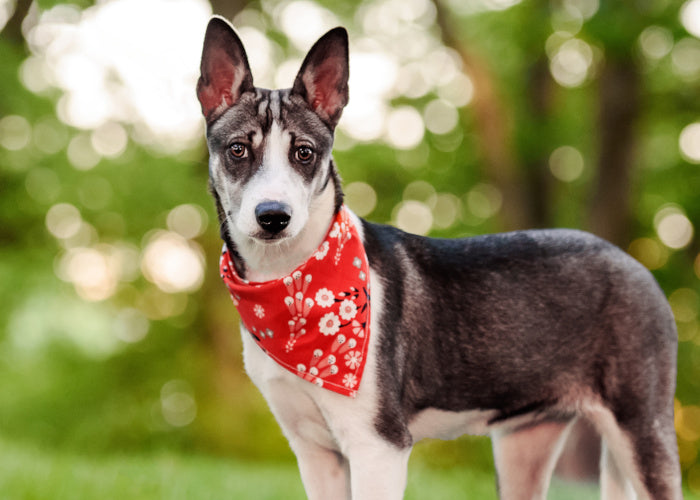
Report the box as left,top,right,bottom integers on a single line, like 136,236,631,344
0,115,32,151
345,182,377,217
549,38,594,88
46,203,82,240
33,116,68,154
59,247,120,302
403,180,437,207
654,205,694,249
628,237,668,270
278,1,338,50
676,405,700,442
385,106,425,150
679,122,700,163
466,183,502,219
424,99,459,135
669,288,699,324
437,73,474,107
141,231,205,293
672,38,700,80
681,0,700,38
549,145,584,182
113,307,150,343
394,200,433,235
160,380,197,427
167,204,208,239
638,26,674,60
67,133,100,170
564,0,599,20
432,193,461,229
91,122,128,158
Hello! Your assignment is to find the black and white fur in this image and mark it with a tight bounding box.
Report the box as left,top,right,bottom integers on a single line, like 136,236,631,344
197,17,682,500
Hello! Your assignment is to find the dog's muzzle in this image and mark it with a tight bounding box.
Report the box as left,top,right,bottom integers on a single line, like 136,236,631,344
255,201,292,235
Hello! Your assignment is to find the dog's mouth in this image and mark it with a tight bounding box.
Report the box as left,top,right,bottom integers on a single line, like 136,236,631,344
252,231,290,243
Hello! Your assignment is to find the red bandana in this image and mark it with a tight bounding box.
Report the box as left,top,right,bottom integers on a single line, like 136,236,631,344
219,206,370,397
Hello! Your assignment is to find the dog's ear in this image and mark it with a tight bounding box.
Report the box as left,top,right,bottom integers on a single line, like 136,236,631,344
292,27,349,129
197,16,254,123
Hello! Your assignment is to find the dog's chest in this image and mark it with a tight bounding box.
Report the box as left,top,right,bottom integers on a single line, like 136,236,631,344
238,270,386,451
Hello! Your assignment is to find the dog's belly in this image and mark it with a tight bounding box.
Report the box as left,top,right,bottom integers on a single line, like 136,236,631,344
408,408,498,441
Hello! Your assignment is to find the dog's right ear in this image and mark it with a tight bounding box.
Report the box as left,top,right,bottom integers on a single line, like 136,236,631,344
197,16,254,124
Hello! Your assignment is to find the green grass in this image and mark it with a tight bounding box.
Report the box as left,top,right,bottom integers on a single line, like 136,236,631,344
0,437,694,499
0,439,305,500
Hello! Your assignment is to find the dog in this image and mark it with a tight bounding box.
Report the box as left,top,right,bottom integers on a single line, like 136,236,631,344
196,16,682,500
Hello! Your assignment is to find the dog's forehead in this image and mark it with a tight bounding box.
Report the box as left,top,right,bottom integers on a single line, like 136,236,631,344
207,89,333,149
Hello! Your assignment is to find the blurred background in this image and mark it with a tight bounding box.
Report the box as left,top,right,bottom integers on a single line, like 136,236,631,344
1,0,700,496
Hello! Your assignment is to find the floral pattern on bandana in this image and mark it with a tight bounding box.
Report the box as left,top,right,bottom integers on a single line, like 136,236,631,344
219,206,370,397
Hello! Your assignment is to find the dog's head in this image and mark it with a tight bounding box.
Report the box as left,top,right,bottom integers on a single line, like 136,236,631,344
197,17,348,265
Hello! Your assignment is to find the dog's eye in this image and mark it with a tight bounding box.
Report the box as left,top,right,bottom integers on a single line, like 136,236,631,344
295,146,314,162
229,143,248,159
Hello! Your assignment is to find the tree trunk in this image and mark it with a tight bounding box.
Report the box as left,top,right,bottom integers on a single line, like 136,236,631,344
523,56,556,228
432,0,534,231
587,59,640,247
2,0,33,47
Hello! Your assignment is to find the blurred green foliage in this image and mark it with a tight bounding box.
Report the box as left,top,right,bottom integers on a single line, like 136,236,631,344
1,0,700,495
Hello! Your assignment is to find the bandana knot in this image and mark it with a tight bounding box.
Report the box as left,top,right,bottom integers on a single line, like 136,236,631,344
220,206,370,397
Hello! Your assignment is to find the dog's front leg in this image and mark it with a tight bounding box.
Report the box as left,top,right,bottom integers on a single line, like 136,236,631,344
260,380,351,499
290,439,351,500
346,441,412,500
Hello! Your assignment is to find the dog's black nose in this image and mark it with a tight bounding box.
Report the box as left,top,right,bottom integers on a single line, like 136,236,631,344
255,201,292,234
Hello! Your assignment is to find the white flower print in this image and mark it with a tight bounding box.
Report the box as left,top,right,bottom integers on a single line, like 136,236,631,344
338,299,358,321
314,241,329,260
329,222,341,238
315,288,335,308
319,312,340,336
254,304,265,318
343,373,358,389
351,320,365,337
344,350,362,370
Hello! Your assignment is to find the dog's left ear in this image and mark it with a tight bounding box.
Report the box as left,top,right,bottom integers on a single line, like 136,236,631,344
292,27,349,129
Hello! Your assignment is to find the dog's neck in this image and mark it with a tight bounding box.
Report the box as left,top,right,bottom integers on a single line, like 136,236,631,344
226,180,339,283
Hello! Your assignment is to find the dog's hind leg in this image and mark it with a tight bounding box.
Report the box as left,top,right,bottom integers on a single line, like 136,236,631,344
587,403,682,500
600,440,637,500
491,418,575,500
